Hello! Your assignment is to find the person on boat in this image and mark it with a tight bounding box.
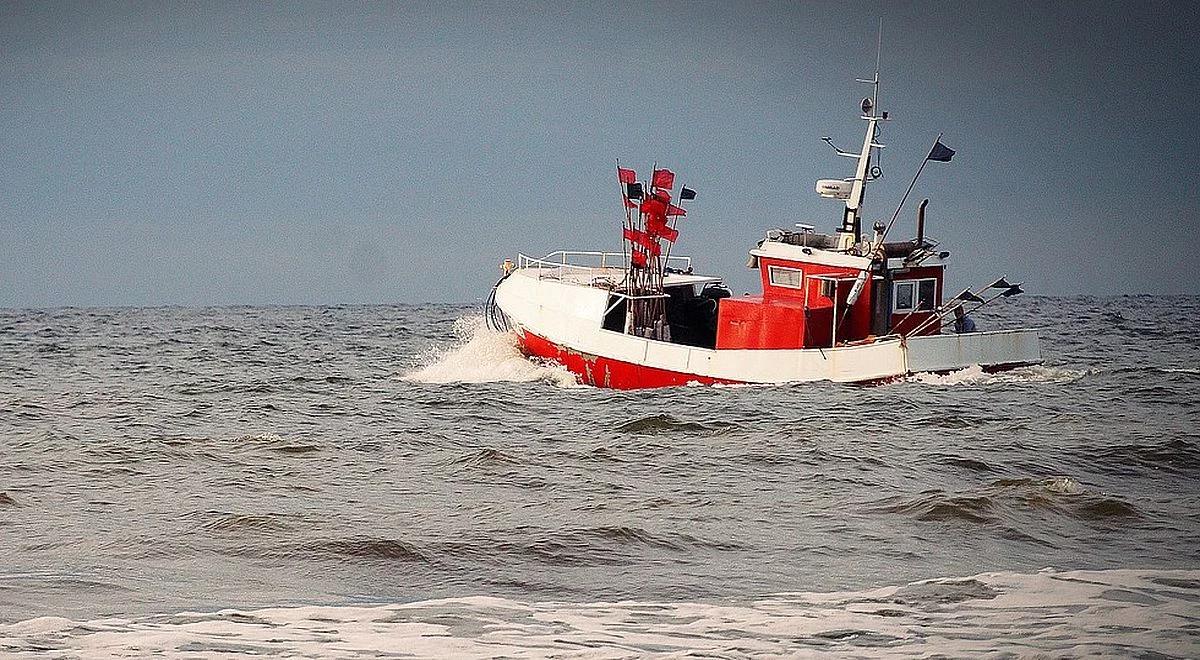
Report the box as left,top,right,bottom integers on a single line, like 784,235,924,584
953,304,977,334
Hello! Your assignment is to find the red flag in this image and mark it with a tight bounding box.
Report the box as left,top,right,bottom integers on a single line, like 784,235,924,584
617,167,636,184
630,250,648,267
652,168,675,190
667,204,686,217
623,228,661,255
645,217,679,242
632,244,659,260
640,197,668,223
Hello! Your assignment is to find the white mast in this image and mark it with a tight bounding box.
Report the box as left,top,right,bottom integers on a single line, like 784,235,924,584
822,21,886,244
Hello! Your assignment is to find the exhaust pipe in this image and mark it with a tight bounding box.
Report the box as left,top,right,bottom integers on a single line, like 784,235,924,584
917,198,929,246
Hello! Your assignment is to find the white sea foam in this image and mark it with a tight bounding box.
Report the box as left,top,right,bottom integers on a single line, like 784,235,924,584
1,568,1195,658
402,317,579,387
1043,475,1083,494
909,364,1089,386
234,432,285,443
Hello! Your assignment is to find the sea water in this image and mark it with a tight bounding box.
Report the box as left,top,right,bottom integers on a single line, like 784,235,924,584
1,296,1197,657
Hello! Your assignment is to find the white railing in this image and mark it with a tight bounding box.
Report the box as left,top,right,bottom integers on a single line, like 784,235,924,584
518,251,692,273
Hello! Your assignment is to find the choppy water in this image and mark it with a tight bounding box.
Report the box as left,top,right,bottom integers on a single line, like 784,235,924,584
1,296,1198,656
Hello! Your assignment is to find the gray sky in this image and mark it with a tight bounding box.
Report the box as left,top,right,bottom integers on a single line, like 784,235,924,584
2,1,1197,307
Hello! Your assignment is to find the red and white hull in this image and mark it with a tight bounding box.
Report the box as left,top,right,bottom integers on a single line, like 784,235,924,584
493,265,1041,389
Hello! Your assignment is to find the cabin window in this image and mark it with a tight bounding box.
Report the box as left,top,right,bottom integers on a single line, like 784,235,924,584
768,266,804,289
918,279,936,310
894,278,937,313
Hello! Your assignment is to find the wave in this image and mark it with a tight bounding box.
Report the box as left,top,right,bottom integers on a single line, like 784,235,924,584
615,413,727,435
228,524,742,568
1092,437,1200,476
935,455,997,472
907,364,1090,385
197,511,292,533
467,527,688,567
238,537,432,563
402,317,579,387
310,537,429,562
233,433,320,454
870,476,1140,525
449,447,522,467
1,568,1195,658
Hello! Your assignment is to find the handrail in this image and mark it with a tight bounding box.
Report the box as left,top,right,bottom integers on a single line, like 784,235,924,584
518,250,692,272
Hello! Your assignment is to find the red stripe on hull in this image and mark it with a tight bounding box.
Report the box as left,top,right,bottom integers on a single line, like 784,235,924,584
517,330,742,389
516,330,1036,389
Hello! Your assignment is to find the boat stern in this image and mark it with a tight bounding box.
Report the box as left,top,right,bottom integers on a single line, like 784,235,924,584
904,328,1042,375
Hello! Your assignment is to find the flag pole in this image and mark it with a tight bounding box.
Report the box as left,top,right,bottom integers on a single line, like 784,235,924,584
650,162,667,339
876,132,942,250
908,280,1021,337
648,160,659,297
660,184,686,271
929,287,1021,334
634,160,656,335
616,159,632,291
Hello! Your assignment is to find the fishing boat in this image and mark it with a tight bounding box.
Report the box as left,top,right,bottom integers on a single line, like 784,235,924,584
485,59,1041,389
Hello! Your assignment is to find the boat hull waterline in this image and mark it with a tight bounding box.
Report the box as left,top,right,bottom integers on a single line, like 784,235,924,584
494,269,1041,388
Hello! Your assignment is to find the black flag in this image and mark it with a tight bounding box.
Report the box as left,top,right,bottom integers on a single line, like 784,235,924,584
927,140,955,162
679,186,697,200
952,288,985,304
625,182,644,200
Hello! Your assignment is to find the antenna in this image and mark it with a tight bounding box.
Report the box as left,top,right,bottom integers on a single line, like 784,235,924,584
853,19,885,183
855,18,882,118
871,19,883,177
875,19,883,174
837,20,887,241
875,17,882,94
